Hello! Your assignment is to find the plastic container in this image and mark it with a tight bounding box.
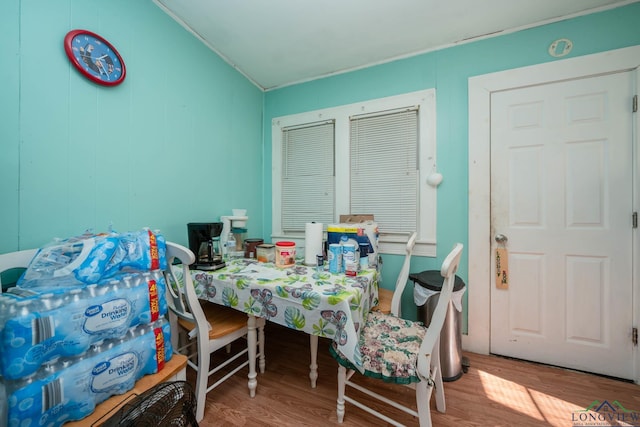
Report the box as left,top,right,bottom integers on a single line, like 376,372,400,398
256,244,275,263
275,241,296,268
328,243,342,273
225,233,236,259
342,243,357,271
359,243,370,269
232,227,247,251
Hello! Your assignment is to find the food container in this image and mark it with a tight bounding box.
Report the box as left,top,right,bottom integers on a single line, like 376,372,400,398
275,241,296,268
342,243,357,273
345,260,358,277
328,243,342,274
243,238,264,259
256,244,275,263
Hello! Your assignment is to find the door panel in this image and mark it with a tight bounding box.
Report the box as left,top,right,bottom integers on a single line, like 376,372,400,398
490,71,634,379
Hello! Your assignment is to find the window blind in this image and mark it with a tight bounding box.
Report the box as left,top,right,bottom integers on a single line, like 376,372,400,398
282,120,335,231
350,108,418,234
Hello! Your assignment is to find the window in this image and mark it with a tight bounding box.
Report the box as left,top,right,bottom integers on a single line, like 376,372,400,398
281,120,335,230
272,89,436,256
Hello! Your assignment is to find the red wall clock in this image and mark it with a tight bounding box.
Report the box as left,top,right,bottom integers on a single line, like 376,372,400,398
64,29,126,86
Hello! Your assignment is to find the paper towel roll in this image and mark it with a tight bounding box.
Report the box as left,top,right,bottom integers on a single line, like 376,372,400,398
304,222,324,266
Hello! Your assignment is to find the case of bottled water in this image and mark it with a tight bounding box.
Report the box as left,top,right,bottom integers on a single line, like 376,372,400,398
0,270,168,380
0,228,175,427
0,319,173,427
17,229,167,290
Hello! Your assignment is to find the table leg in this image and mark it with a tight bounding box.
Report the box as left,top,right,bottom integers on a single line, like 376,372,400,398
309,334,318,388
247,315,257,397
258,317,266,374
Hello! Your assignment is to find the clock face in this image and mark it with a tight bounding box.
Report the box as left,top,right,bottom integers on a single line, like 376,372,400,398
64,30,126,86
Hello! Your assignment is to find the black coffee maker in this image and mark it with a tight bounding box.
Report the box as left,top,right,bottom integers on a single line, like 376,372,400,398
187,222,225,270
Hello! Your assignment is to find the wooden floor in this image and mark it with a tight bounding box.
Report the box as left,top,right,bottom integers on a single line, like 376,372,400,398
191,323,639,427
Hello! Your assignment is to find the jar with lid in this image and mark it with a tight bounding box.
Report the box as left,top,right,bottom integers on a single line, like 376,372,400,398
256,244,275,263
243,238,264,259
275,241,296,268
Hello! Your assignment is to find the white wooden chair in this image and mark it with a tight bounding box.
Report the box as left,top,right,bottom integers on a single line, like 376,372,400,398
162,241,265,422
330,243,464,427
372,232,417,315
0,248,37,292
311,233,417,390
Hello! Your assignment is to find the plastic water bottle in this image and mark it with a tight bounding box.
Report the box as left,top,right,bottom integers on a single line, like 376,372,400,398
226,233,236,259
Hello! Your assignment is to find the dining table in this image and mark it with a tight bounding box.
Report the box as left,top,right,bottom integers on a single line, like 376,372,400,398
187,257,379,387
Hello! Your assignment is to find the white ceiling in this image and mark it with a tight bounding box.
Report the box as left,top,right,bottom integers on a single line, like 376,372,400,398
154,0,636,91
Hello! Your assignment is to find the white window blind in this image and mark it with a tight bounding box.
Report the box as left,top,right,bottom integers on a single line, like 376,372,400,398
350,108,418,235
281,120,335,231
272,89,436,256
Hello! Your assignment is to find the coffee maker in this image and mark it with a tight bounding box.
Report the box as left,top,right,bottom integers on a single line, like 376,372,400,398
187,222,225,270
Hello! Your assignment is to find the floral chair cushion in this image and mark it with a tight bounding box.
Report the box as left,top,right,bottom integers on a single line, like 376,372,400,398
330,310,428,385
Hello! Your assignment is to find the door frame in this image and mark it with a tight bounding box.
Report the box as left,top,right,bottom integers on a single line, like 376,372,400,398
467,45,640,383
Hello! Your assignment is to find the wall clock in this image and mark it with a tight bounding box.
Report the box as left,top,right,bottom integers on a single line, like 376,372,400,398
64,29,126,86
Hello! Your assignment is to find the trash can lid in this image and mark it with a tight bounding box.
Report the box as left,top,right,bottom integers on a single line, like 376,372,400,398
409,270,465,292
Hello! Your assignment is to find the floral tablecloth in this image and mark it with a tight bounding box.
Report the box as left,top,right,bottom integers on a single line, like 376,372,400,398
189,258,379,371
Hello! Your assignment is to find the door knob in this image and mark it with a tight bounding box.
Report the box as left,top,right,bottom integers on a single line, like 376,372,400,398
495,234,508,243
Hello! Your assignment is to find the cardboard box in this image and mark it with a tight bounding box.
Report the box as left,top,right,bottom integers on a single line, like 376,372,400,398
339,214,375,223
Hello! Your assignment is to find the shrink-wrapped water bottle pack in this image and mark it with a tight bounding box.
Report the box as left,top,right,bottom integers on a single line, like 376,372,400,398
0,228,172,427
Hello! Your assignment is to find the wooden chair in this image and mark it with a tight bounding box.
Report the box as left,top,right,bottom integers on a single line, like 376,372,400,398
0,248,37,292
372,232,417,315
330,243,464,427
162,241,265,422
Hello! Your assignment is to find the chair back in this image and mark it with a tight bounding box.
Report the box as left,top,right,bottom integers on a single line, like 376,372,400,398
390,232,418,317
0,249,37,292
416,243,463,381
162,242,208,337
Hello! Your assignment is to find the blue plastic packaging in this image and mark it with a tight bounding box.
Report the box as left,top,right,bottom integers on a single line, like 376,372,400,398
0,271,168,380
17,229,167,289
1,319,173,427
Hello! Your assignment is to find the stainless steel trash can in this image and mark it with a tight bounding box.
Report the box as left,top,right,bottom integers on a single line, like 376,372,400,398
410,270,466,382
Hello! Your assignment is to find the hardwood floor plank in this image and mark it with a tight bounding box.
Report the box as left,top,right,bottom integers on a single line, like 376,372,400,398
190,323,639,426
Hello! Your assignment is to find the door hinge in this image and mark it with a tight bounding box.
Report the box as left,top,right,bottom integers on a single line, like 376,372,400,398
634,95,638,113
633,327,638,346
633,212,638,229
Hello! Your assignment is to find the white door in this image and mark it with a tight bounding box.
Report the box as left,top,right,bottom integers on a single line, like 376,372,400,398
490,71,635,379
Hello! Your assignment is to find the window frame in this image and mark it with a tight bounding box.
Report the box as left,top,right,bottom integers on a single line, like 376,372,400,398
271,89,437,256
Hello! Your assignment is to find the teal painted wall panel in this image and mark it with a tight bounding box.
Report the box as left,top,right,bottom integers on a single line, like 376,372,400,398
264,3,640,323
1,0,263,251
0,1,21,253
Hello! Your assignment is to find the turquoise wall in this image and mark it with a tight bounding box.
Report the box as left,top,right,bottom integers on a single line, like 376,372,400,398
0,0,264,253
2,1,639,323
264,3,640,322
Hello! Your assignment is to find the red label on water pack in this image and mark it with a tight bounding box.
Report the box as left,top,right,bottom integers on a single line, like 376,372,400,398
148,279,160,322
148,229,159,270
154,327,166,371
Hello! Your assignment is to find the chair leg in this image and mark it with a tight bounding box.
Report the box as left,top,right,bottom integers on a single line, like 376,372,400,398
309,334,319,388
247,315,258,397
194,335,210,422
416,381,433,427
337,365,347,423
258,317,266,374
432,336,446,413
433,366,446,413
